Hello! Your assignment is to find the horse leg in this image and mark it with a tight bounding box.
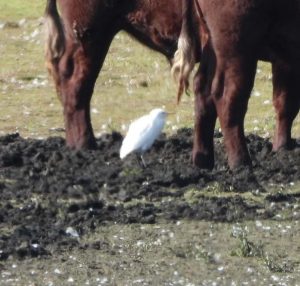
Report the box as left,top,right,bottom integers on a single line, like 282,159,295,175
58,37,112,149
192,47,217,169
272,60,300,150
215,56,257,169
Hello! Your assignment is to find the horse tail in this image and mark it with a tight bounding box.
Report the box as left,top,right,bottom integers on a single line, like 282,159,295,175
171,0,197,104
44,0,65,78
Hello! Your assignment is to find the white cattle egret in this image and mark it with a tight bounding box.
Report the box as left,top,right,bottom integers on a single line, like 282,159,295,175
120,108,168,167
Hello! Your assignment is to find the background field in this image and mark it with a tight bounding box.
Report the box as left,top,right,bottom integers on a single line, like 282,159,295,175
0,1,299,141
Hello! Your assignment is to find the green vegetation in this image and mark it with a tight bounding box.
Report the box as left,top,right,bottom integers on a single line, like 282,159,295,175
231,226,296,273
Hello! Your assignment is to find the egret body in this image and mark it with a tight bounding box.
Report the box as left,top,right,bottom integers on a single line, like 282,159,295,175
120,108,167,166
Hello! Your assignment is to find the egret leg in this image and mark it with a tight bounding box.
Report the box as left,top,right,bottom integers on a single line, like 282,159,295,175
140,155,147,168
134,154,147,168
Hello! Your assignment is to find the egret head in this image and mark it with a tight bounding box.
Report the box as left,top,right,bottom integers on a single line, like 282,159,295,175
149,108,168,120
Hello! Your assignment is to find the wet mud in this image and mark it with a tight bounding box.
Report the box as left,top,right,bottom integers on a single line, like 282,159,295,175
0,129,299,261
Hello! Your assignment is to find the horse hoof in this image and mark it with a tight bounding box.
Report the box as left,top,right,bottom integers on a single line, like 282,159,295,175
66,135,97,150
273,138,297,151
192,151,214,170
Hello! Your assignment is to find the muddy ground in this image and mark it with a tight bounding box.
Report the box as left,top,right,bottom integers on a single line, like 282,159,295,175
0,129,300,285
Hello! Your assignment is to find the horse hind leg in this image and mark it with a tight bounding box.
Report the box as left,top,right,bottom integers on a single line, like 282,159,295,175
192,46,217,169
272,60,300,150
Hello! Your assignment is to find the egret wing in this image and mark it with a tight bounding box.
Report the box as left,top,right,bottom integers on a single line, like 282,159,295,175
120,115,153,158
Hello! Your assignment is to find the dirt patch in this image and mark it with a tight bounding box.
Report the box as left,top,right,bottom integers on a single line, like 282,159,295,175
0,129,299,261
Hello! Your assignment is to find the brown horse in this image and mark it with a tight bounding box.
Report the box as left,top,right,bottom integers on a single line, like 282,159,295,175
44,0,195,150
173,0,300,169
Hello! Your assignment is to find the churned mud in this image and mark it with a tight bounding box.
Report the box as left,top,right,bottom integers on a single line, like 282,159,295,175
0,129,299,285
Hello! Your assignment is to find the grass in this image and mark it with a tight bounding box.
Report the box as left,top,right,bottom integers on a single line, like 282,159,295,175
0,0,44,21
0,0,299,140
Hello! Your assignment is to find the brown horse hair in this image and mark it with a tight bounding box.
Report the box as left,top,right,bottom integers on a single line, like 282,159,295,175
171,0,196,104
44,0,65,80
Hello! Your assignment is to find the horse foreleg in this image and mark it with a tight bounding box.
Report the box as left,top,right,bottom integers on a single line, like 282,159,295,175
58,39,111,149
272,60,300,150
215,57,257,169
